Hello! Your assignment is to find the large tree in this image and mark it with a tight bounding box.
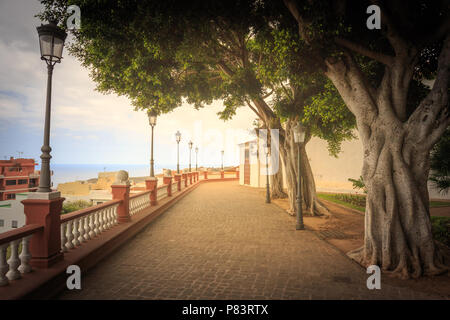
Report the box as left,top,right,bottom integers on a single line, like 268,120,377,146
39,0,355,215
282,0,450,278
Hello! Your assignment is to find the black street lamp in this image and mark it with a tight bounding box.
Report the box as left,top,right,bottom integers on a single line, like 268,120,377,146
175,131,181,174
148,109,157,177
293,122,306,230
221,150,224,171
36,22,67,193
264,143,270,204
195,147,199,171
188,141,193,172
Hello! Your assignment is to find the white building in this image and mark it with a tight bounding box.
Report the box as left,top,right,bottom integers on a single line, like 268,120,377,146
238,135,450,200
0,193,27,234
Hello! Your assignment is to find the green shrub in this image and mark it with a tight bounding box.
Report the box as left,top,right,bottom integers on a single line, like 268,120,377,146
61,200,92,214
431,216,450,247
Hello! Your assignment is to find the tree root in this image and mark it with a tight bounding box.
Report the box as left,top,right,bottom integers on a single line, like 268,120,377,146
347,244,450,279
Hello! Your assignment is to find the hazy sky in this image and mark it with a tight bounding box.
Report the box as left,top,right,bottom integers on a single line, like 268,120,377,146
0,0,256,167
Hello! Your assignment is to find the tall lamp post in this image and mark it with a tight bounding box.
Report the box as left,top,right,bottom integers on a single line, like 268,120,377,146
293,122,306,230
188,141,193,172
264,143,271,203
221,150,224,170
175,131,181,174
148,109,157,177
36,22,67,193
195,147,199,171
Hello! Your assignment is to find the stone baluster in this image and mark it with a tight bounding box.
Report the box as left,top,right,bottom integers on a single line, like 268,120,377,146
60,222,68,253
84,215,91,241
78,217,85,243
72,219,80,247
0,244,9,286
88,214,95,238
6,240,21,280
18,236,32,274
65,220,74,250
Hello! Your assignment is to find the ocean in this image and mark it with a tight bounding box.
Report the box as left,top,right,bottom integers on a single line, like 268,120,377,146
42,164,173,187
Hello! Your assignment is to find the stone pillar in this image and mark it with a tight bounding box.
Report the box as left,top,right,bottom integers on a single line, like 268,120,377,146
182,173,188,187
203,171,208,179
221,170,225,179
145,177,158,206
196,172,199,182
22,191,64,268
236,169,239,179
163,170,173,197
111,170,131,223
174,174,182,191
188,172,192,185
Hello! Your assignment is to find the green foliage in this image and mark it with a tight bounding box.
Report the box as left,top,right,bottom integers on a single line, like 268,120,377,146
38,0,356,158
61,200,92,214
348,176,367,194
429,128,450,194
430,216,450,247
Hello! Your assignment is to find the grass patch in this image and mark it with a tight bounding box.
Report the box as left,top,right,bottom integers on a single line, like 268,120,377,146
431,216,450,247
317,193,365,212
430,201,450,208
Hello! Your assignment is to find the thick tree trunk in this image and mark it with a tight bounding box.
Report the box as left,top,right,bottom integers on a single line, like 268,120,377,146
347,124,447,278
279,120,330,216
270,169,287,199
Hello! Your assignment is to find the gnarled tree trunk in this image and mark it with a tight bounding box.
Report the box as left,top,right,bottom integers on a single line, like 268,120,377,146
279,119,330,216
347,120,446,278
322,33,450,278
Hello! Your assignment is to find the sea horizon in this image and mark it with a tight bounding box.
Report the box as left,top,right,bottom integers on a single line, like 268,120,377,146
38,163,232,187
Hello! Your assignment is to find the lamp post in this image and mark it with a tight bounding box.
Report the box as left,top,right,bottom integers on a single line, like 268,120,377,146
293,122,306,230
36,22,67,193
148,109,157,177
195,147,198,171
221,150,224,170
264,143,271,203
175,131,181,174
188,141,193,172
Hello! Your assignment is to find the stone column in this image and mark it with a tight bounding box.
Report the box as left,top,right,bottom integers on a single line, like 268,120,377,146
174,174,182,191
111,170,131,223
188,172,192,185
203,171,208,179
221,170,224,179
236,169,239,179
145,177,158,206
182,172,188,187
22,191,64,268
163,170,173,196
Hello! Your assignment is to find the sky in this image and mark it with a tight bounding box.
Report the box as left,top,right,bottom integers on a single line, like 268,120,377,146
0,0,257,168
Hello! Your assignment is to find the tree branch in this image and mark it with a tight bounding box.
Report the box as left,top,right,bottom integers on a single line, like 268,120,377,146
283,0,312,44
335,37,394,66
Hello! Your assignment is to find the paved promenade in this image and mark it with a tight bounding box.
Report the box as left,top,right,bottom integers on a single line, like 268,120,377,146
59,181,440,299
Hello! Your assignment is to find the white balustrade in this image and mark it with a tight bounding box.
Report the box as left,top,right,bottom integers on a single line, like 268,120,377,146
129,192,151,216
60,203,119,253
157,186,168,200
0,234,34,286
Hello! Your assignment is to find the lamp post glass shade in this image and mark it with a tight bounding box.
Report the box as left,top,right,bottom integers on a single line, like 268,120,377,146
189,141,193,149
293,122,306,143
175,131,181,142
148,109,157,127
37,22,67,64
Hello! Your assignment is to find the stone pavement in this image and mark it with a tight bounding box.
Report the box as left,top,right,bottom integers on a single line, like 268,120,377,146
59,181,441,299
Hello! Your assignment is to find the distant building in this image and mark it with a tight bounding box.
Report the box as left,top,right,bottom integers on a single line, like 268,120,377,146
238,136,450,200
0,157,40,201
0,193,27,234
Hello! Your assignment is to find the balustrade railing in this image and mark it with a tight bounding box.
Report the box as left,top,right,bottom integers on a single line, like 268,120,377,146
60,200,120,253
129,191,151,216
0,173,202,292
0,224,43,287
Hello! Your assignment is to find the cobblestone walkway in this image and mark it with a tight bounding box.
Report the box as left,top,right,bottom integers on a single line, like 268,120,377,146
59,181,441,299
